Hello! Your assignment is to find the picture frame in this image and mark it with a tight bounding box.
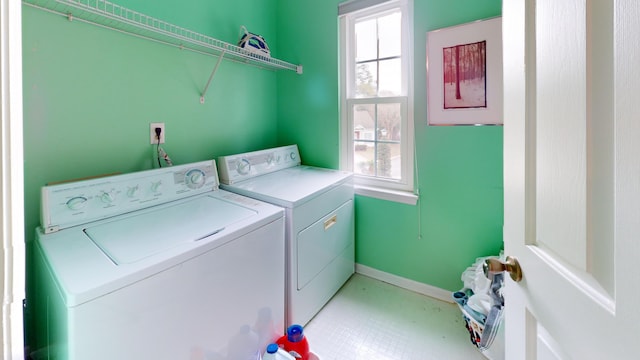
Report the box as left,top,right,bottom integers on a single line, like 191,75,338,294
427,17,502,125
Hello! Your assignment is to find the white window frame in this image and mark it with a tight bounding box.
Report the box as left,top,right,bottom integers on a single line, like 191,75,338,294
339,0,416,204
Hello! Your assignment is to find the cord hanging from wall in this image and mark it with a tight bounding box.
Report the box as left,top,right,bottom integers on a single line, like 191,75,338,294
154,126,173,167
157,145,173,167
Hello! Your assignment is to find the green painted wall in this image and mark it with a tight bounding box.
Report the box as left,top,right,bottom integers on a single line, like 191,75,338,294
277,0,503,292
22,0,279,350
275,1,340,168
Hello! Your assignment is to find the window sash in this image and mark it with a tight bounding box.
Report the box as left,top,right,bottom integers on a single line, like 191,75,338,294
345,3,407,99
346,97,410,190
339,0,414,193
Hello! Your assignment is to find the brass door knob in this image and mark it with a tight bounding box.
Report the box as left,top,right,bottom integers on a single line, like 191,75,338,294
483,256,523,282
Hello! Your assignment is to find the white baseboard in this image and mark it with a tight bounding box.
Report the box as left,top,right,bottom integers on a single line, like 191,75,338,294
355,263,455,304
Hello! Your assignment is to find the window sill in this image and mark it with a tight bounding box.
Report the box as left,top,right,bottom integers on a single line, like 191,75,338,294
354,185,418,205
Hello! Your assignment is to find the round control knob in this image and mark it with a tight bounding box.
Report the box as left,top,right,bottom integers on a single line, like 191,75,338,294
185,169,206,189
237,158,251,175
100,191,115,204
126,185,139,198
151,180,162,193
66,196,88,210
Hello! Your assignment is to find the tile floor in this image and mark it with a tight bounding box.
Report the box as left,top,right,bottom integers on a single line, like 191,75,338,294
304,274,488,360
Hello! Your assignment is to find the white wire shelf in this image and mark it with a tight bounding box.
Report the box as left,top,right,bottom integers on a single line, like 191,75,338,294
23,0,303,101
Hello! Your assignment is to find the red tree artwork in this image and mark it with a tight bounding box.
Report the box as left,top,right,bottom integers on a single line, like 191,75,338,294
442,40,487,109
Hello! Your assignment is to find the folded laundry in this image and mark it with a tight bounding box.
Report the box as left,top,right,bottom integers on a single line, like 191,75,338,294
467,293,493,315
452,291,487,324
478,273,504,352
453,255,505,360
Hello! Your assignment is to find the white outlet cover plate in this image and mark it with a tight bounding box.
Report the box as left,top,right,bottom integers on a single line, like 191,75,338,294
150,123,165,144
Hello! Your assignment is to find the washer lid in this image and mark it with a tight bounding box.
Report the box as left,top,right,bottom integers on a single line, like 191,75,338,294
84,195,256,265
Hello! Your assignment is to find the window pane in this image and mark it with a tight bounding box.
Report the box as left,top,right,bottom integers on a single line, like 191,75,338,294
378,58,401,96
353,104,375,140
377,103,401,141
354,141,374,176
355,19,377,62
376,142,401,179
378,11,401,58
355,62,378,97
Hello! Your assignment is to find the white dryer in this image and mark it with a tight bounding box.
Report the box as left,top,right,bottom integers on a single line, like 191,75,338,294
217,145,354,326
32,160,285,360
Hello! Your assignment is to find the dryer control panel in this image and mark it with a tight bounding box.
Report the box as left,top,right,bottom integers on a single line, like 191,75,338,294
40,161,219,233
217,145,301,184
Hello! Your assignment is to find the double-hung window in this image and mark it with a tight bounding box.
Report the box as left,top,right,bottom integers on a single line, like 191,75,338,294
339,0,415,203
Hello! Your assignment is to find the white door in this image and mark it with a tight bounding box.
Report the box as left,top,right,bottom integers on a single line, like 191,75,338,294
1,0,25,358
503,0,639,358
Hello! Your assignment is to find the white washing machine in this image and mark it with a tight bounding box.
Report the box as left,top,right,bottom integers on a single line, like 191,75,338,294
217,145,354,327
32,160,285,360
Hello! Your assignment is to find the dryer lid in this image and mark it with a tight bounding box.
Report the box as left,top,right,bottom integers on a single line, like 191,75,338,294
222,166,352,207
84,195,256,265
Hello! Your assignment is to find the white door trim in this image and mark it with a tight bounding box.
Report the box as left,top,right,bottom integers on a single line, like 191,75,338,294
1,0,25,358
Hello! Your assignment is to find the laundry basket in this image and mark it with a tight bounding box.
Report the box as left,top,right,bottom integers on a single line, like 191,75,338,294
453,256,505,360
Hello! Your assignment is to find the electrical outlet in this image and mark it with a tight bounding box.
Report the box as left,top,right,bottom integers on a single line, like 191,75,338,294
150,122,165,144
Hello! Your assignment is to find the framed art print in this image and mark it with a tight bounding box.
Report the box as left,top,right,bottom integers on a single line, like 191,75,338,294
427,17,502,125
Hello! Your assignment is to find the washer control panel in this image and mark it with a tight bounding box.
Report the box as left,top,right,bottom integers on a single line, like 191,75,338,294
40,160,219,233
217,145,301,184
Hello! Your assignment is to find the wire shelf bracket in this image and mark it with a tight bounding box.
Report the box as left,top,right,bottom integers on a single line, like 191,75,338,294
200,50,225,104
23,0,303,103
